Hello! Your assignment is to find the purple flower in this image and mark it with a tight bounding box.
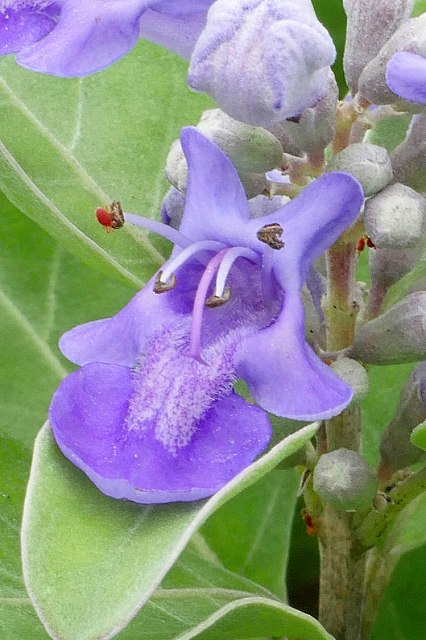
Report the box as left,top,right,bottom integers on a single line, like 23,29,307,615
49,128,363,504
1,0,213,77
386,51,426,105
187,0,336,127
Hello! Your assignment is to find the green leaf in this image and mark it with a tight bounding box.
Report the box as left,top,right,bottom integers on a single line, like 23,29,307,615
386,256,426,308
0,43,211,288
201,469,299,599
0,436,49,639
22,421,318,640
410,421,426,452
370,545,426,640
0,193,136,445
361,363,414,467
119,544,332,640
413,0,426,17
364,115,411,153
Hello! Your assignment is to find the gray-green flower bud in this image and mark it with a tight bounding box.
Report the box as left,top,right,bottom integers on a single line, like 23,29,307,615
349,292,426,364
165,110,283,199
269,72,338,156
313,448,376,510
380,363,426,472
369,245,423,289
198,109,283,173
364,183,425,248
330,358,369,403
392,112,426,193
358,14,426,106
343,0,414,94
327,143,393,196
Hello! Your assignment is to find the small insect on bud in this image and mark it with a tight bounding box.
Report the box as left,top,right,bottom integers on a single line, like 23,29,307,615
301,509,319,537
356,236,376,255
95,201,124,232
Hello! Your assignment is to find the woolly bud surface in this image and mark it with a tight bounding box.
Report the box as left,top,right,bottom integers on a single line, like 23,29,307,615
331,358,369,403
364,183,425,249
380,363,426,471
350,292,426,364
313,448,376,510
343,0,414,94
327,143,393,196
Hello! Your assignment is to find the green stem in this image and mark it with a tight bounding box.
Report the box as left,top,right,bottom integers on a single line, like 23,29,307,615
318,241,366,640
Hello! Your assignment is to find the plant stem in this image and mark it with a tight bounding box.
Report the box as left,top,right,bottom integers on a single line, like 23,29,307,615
318,241,366,640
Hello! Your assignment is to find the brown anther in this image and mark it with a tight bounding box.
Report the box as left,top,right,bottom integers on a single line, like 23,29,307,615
153,271,176,294
109,200,125,229
256,222,285,250
205,287,231,308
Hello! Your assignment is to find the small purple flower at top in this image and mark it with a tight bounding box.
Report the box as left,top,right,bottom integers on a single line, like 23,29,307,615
188,0,336,127
386,51,426,105
49,128,363,504
0,0,214,77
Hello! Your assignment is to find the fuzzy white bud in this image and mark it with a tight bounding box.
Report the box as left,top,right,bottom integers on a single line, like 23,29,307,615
327,143,393,196
364,183,426,249
313,448,376,510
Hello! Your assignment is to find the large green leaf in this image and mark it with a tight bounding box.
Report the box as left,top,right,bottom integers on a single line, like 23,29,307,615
0,44,211,288
370,545,426,640
22,421,318,640
201,468,299,599
0,437,49,639
0,193,136,445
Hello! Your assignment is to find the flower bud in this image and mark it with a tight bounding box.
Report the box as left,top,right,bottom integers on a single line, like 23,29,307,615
165,110,284,199
269,72,338,155
161,187,186,230
380,363,426,471
197,109,283,173
358,14,426,106
187,0,336,127
349,292,426,364
327,143,393,196
343,0,414,94
313,448,376,510
330,358,369,404
248,194,290,219
391,112,426,193
369,245,423,290
364,183,425,249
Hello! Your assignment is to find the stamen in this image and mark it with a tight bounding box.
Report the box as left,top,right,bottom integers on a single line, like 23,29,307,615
214,247,260,297
188,249,229,362
257,222,285,250
206,287,231,308
124,212,193,248
159,240,226,285
153,271,176,294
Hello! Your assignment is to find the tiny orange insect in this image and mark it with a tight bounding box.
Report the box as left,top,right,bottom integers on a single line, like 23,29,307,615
301,508,319,537
96,201,124,232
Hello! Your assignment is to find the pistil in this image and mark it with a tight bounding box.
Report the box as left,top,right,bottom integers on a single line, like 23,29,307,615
188,249,230,362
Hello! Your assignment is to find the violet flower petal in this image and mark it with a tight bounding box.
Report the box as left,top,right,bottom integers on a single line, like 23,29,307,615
386,51,426,105
0,3,59,54
139,0,213,59
16,0,154,77
179,126,251,241
59,265,201,367
238,293,352,420
50,363,271,503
